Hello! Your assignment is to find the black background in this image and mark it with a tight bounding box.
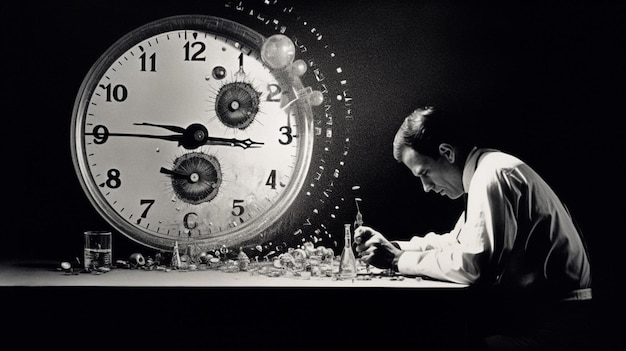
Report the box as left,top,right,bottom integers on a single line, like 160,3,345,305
1,0,623,346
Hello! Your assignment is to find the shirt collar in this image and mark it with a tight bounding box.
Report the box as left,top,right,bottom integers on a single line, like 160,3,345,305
462,147,480,193
462,147,500,193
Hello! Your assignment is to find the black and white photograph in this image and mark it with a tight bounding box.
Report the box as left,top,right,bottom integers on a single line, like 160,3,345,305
1,0,622,349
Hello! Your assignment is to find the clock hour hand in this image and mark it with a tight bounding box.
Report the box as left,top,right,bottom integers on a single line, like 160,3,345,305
134,122,186,134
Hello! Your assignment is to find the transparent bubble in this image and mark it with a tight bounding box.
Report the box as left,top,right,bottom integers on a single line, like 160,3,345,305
309,90,324,106
261,34,296,70
290,59,308,76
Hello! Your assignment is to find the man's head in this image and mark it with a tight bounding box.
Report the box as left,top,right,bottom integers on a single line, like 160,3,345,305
392,107,474,199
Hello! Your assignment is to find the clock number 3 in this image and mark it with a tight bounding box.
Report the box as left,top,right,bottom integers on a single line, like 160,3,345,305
279,126,294,145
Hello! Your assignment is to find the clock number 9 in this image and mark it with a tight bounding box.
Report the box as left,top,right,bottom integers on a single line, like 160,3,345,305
91,125,110,144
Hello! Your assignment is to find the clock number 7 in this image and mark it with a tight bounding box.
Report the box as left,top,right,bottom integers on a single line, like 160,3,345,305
137,199,155,225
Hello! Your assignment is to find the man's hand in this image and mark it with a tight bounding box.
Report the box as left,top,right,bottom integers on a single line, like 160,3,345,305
354,226,403,270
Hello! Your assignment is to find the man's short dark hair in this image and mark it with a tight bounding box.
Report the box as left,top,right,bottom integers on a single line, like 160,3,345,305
393,106,474,161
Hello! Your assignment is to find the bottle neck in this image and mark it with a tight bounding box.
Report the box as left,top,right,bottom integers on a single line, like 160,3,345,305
344,226,352,248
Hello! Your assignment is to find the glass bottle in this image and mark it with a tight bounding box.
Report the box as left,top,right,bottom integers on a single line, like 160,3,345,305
338,224,357,279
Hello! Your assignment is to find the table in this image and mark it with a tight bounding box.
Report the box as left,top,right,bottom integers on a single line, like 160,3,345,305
0,260,468,288
0,260,472,349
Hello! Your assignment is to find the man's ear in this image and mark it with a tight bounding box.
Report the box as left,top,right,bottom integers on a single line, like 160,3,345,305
438,143,455,163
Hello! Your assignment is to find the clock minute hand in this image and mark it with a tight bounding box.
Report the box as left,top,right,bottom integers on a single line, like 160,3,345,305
203,136,264,149
105,122,263,149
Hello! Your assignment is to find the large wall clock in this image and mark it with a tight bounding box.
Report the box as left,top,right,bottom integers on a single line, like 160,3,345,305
71,1,354,256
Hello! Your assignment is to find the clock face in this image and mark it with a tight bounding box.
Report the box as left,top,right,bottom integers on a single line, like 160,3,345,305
71,15,315,251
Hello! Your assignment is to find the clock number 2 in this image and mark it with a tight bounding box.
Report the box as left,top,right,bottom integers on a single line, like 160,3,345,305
267,84,281,102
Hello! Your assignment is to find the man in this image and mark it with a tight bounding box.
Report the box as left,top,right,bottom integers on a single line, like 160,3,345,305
354,107,594,350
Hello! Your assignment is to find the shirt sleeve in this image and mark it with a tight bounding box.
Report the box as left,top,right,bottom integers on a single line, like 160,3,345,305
395,166,513,285
393,214,465,251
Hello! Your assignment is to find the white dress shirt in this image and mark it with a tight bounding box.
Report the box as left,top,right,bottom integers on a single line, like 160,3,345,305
395,148,592,299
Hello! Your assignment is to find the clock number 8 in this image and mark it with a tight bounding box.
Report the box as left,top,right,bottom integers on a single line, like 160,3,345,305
101,169,121,189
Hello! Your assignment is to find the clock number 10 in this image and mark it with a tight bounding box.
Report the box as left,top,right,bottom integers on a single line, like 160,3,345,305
100,84,128,102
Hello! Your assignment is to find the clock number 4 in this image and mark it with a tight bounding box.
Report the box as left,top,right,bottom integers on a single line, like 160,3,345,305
266,170,277,189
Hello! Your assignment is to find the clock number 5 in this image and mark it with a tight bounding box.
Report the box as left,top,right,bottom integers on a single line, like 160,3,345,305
232,199,245,216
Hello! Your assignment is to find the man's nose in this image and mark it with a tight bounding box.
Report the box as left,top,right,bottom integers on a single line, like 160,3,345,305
420,179,434,192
